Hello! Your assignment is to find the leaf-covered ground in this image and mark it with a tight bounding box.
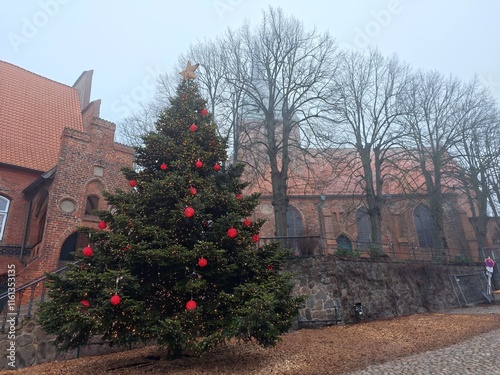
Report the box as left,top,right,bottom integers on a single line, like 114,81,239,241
4,306,500,375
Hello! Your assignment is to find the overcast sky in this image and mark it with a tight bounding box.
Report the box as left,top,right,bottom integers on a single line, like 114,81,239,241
2,0,499,125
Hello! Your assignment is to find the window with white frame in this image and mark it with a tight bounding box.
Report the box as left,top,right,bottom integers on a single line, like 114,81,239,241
0,196,10,241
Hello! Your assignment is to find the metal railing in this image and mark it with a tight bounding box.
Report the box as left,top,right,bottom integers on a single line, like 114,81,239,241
259,236,491,264
0,261,79,333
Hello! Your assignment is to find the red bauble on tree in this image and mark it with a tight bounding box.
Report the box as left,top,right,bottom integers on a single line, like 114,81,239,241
227,228,238,238
213,164,221,171
160,163,168,170
195,160,203,169
198,257,207,267
124,244,132,251
184,207,195,218
189,123,198,132
129,180,137,187
252,234,260,243
186,299,197,310
80,299,90,308
266,264,274,271
243,219,251,227
98,221,107,230
200,108,208,116
235,193,243,199
110,294,121,306
82,246,93,257
188,187,197,195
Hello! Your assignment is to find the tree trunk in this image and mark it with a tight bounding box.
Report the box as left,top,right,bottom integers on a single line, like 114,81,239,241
359,147,383,251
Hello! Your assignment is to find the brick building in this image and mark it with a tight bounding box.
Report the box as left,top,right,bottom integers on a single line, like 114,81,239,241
0,61,134,289
240,123,499,261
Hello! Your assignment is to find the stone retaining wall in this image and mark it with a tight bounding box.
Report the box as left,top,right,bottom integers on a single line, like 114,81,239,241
0,317,133,370
289,257,487,324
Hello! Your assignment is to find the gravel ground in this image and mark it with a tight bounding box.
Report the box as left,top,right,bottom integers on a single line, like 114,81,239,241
3,305,500,375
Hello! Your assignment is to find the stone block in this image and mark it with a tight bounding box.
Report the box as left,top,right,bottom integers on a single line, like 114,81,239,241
16,334,33,347
17,343,36,368
324,299,336,309
315,289,326,301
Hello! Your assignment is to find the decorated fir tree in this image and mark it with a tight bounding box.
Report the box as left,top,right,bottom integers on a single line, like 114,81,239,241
38,62,302,358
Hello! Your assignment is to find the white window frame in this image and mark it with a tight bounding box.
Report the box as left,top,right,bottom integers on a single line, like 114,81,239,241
0,196,10,241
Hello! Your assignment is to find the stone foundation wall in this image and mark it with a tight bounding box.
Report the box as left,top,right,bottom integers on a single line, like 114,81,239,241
0,316,134,370
289,257,486,324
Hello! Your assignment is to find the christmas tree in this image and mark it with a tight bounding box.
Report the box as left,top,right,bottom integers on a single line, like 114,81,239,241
38,62,302,358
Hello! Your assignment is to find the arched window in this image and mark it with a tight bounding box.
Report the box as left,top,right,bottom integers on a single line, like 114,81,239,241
356,206,371,250
0,196,10,241
414,204,434,248
337,234,352,251
286,205,303,250
286,206,303,237
85,195,99,215
60,231,87,262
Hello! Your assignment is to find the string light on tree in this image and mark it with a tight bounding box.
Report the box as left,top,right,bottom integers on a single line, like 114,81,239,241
37,59,302,359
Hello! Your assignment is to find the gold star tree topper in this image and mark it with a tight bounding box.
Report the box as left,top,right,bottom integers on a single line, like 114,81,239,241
179,61,199,80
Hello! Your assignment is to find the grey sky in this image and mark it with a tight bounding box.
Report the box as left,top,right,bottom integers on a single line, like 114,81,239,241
2,0,499,125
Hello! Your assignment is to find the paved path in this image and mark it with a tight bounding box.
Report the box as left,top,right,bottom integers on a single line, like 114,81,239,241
348,305,500,375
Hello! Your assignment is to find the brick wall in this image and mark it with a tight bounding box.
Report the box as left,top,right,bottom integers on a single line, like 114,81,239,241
37,118,134,277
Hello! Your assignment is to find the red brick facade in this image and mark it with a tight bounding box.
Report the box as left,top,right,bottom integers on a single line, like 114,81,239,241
0,62,134,287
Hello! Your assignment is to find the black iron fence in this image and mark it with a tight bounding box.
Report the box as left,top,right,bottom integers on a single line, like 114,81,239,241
258,236,491,264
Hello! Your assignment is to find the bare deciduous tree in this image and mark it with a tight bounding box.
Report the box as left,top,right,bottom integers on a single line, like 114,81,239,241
399,71,474,256
330,49,411,252
222,7,339,237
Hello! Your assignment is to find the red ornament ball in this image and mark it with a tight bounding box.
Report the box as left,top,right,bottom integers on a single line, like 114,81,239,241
227,228,238,238
80,299,90,308
110,294,121,306
198,257,208,267
188,187,197,195
235,193,243,199
184,207,195,218
160,163,168,170
266,264,274,271
186,299,197,310
213,164,221,171
98,221,107,229
82,246,93,257
200,108,208,116
124,244,132,251
252,234,260,243
195,160,203,169
129,180,137,187
244,219,251,227
189,123,198,132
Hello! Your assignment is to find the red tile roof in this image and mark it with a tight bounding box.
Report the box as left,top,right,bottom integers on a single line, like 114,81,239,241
0,61,83,172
